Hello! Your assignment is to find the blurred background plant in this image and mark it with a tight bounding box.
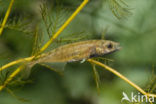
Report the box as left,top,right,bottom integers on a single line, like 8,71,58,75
0,0,156,104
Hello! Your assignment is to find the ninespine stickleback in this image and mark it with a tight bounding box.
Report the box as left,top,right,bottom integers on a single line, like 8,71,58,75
29,40,121,66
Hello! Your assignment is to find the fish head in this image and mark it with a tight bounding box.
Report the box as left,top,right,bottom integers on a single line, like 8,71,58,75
96,40,121,55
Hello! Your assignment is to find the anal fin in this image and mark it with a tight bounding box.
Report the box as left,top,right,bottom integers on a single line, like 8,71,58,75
40,62,67,74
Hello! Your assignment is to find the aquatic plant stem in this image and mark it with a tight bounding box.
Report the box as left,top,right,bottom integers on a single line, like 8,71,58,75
0,57,34,72
88,59,156,98
0,0,15,35
0,65,24,91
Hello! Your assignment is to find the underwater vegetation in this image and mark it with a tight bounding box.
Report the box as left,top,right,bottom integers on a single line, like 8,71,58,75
0,0,156,104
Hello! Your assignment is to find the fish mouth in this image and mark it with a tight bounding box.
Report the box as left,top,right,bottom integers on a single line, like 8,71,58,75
115,43,122,50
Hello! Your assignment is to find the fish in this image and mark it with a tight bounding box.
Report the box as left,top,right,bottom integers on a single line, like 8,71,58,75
23,40,121,77
31,40,120,64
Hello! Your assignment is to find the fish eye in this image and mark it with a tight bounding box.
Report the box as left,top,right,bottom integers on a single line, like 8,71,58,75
107,43,113,49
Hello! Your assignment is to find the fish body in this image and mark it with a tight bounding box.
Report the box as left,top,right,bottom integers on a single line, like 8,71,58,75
34,40,120,64
23,40,120,78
